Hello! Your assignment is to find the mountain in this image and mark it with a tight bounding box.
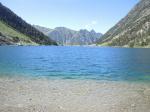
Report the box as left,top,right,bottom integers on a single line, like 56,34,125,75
34,25,102,45
33,25,53,36
97,0,150,48
0,3,57,45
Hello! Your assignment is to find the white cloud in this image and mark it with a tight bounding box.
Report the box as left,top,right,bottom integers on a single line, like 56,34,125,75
85,20,98,30
85,24,90,28
91,21,97,25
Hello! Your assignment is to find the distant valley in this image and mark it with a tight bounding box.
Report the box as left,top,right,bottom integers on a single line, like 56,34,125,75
34,25,102,45
0,2,102,46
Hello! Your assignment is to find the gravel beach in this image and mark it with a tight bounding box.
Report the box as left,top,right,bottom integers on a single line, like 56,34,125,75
0,77,150,112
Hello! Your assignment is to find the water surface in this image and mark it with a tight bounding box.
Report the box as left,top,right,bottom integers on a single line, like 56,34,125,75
0,46,150,82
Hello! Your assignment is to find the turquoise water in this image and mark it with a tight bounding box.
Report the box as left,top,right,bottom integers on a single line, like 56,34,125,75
0,46,150,82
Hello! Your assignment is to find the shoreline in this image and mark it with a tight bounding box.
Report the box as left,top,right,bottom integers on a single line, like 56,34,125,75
0,76,150,112
1,45,150,49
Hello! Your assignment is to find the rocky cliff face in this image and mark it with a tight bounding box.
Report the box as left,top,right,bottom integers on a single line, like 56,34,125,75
97,0,150,47
34,25,102,45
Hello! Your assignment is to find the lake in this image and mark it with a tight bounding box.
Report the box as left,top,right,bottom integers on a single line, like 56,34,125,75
0,46,150,82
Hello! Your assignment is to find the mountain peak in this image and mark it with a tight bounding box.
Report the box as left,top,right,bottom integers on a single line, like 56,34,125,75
79,29,89,32
90,29,96,33
34,25,102,45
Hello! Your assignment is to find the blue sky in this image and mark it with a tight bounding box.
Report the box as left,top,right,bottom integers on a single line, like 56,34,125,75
0,0,139,33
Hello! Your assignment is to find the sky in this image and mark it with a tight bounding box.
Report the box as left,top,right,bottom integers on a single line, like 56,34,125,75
0,0,139,33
